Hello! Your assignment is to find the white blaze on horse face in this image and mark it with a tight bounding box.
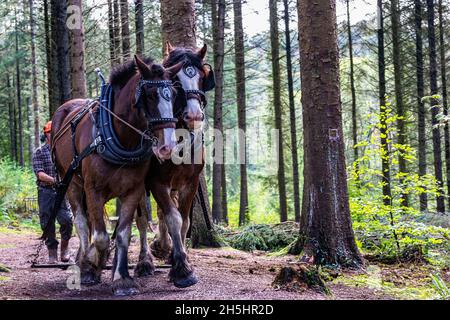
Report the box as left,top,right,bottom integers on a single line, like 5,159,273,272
176,69,204,130
152,89,177,161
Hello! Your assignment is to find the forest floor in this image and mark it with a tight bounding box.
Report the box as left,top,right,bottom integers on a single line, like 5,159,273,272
0,225,447,300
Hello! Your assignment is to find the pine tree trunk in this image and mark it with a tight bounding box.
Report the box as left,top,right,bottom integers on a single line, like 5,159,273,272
269,0,288,222
15,9,24,167
291,0,362,267
29,0,39,149
221,160,228,224
283,0,300,222
415,0,427,212
44,0,55,113
135,0,144,56
427,0,446,213
391,0,408,207
378,0,392,207
211,0,225,224
7,75,16,161
120,0,130,61
26,97,33,164
113,0,121,65
50,0,71,115
107,0,116,66
438,0,450,211
233,0,249,226
160,0,219,247
69,0,87,99
347,0,359,178
161,0,197,48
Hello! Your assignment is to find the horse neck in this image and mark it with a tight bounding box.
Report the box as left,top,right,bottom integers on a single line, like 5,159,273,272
112,75,147,149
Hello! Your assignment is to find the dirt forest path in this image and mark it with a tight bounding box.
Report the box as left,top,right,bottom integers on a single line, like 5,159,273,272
0,228,393,300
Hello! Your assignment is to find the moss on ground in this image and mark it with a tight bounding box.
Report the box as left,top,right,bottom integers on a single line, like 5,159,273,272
333,264,448,300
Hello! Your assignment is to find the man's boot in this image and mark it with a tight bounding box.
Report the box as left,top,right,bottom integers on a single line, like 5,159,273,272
48,248,58,264
60,239,70,263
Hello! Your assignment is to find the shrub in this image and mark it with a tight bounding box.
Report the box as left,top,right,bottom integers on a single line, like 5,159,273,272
0,159,37,224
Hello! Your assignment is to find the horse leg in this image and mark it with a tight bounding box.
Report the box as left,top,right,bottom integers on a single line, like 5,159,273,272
81,191,109,285
178,181,199,247
111,190,141,296
66,184,90,273
152,187,197,288
134,196,155,277
150,205,172,260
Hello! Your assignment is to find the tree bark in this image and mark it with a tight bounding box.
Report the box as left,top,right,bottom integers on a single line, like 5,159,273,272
7,75,16,161
135,0,144,56
29,0,39,149
427,0,446,213
15,9,24,167
161,0,197,49
113,0,121,65
120,0,131,61
283,0,300,222
44,0,55,113
69,0,87,99
50,0,71,115
221,160,228,224
291,0,362,267
160,0,219,246
26,97,33,164
269,0,288,222
438,0,450,211
233,0,249,226
415,0,427,212
378,0,392,207
107,0,116,66
211,0,225,224
390,0,408,207
347,0,359,180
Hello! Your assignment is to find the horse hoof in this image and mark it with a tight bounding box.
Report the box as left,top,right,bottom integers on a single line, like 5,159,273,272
112,278,140,296
81,272,100,286
150,241,171,260
173,274,198,288
113,286,140,296
134,260,155,277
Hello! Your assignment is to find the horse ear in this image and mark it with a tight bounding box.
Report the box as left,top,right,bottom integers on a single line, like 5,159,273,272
164,41,175,56
166,61,184,78
134,54,151,78
203,64,215,92
197,44,207,60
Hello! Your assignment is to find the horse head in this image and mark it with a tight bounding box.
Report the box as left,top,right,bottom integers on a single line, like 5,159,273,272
163,42,215,131
133,55,184,160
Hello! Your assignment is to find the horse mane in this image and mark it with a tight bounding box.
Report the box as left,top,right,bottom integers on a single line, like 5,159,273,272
163,47,203,69
109,56,154,88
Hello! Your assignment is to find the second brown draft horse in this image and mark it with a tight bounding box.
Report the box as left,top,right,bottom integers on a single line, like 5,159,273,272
145,43,215,288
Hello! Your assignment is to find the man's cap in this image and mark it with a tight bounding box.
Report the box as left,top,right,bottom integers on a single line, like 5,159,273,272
43,121,52,133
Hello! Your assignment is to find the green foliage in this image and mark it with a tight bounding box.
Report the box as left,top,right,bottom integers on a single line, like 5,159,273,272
348,104,450,266
430,273,450,300
0,159,37,224
220,222,298,252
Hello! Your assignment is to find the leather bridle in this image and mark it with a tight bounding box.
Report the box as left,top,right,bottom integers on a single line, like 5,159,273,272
135,79,179,130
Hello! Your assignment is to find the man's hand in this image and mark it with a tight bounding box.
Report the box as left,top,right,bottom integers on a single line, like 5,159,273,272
37,171,56,186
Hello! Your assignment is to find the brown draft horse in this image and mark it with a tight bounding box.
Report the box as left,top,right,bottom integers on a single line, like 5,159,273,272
51,56,183,295
143,43,215,288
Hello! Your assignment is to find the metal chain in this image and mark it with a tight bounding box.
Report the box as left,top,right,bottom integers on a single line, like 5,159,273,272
28,239,45,266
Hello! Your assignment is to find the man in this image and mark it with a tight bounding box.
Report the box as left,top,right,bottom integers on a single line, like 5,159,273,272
32,121,73,263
